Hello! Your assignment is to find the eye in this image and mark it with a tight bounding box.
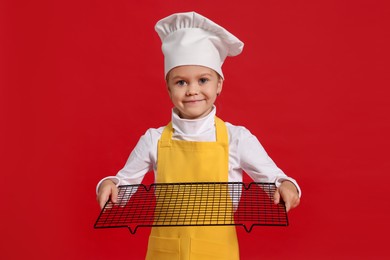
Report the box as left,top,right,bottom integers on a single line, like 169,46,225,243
176,80,187,87
199,78,209,85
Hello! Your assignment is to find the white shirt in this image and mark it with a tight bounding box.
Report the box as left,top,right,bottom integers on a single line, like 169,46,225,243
97,107,301,196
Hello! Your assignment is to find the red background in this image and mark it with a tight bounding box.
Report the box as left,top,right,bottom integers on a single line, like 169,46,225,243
1,0,389,259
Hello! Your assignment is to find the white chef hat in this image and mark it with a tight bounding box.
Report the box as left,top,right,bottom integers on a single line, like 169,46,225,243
155,11,244,78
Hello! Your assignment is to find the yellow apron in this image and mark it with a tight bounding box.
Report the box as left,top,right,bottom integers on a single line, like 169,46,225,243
145,117,240,260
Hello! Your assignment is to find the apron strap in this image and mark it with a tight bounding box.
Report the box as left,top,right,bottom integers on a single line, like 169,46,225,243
214,117,228,146
159,122,173,147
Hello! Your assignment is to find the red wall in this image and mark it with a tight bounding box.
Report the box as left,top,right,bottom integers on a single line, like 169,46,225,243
2,0,389,259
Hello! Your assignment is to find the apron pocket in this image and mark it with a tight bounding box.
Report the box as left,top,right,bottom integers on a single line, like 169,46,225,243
146,236,180,260
190,237,238,260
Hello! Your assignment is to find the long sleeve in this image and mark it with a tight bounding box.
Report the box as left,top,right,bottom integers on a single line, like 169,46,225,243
227,123,301,197
95,127,162,194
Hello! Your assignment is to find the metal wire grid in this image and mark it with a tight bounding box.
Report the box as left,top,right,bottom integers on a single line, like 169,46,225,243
94,182,288,234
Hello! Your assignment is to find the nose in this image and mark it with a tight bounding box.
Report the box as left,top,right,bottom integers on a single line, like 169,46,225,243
186,82,199,96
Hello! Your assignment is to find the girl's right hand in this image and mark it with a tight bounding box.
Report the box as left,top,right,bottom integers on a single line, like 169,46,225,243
97,180,118,209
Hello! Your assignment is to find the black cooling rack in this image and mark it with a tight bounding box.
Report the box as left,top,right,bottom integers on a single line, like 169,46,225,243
94,182,288,234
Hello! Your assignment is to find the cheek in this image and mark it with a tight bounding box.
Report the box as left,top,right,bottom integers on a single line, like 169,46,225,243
207,87,219,97
168,91,181,104
167,86,178,100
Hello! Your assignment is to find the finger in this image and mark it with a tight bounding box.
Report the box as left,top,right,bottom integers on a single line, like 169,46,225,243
273,189,280,204
111,186,118,203
284,201,291,212
99,194,108,209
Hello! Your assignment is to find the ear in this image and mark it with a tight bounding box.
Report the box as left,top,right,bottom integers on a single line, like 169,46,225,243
217,77,223,95
166,80,172,99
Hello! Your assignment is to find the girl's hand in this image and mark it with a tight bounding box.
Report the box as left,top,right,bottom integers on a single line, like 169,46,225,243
273,181,300,212
97,180,118,209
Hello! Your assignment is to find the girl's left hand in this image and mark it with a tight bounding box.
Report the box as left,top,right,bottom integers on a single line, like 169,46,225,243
273,181,300,212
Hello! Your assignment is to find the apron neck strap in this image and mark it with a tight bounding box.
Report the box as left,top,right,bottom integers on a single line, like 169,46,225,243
214,117,228,145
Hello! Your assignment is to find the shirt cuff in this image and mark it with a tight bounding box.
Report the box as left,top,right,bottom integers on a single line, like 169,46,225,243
96,176,121,195
275,176,302,198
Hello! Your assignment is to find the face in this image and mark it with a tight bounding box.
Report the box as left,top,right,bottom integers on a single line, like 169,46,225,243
166,65,223,119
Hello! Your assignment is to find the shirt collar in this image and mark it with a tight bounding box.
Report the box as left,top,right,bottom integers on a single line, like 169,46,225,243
171,106,216,137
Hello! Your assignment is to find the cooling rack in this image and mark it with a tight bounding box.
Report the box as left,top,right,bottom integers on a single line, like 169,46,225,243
94,182,288,234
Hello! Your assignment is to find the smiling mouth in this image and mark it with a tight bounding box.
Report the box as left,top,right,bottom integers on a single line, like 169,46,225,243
183,99,204,103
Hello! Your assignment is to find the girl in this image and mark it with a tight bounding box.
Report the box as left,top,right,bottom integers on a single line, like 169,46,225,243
97,11,301,260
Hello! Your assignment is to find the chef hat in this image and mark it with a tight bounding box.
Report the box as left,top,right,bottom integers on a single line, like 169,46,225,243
155,11,244,78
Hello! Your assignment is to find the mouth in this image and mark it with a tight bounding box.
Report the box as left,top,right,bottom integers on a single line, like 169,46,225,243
183,99,205,103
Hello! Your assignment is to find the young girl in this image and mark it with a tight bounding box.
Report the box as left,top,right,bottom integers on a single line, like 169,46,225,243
97,11,301,259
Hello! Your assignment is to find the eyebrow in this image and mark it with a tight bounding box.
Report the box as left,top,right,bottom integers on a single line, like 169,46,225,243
170,73,213,81
170,75,184,81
